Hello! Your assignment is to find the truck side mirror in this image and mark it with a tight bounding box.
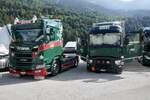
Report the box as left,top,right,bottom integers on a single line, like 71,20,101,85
46,27,55,34
124,37,129,45
46,27,50,34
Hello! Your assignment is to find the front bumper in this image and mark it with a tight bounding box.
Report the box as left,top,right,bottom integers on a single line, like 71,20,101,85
9,67,47,77
87,58,123,71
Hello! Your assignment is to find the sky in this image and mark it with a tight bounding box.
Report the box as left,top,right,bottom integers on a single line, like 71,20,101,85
120,0,134,2
86,0,150,10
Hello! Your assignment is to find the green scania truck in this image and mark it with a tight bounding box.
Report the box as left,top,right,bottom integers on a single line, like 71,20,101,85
77,21,142,74
9,17,78,79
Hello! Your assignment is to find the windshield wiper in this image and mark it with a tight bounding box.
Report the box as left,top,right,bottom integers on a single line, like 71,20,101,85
35,35,44,42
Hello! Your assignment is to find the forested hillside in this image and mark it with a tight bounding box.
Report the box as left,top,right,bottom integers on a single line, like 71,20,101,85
1,0,150,42
0,0,121,42
125,17,150,32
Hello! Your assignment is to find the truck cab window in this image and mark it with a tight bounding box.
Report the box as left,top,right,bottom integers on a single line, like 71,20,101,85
46,27,56,41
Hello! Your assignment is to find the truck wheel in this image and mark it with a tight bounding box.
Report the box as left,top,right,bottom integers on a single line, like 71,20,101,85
137,56,145,66
51,59,60,76
137,57,142,63
73,59,79,68
114,67,123,74
140,57,148,66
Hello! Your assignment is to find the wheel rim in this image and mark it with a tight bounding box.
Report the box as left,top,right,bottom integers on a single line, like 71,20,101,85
52,60,59,74
75,60,78,66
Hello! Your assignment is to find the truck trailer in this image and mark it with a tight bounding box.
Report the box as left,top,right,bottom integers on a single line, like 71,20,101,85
77,21,142,74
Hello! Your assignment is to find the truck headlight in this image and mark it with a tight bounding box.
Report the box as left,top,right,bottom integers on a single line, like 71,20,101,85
106,61,110,64
40,55,44,60
32,46,38,52
11,52,15,57
115,60,121,65
36,64,45,69
89,60,93,63
121,56,124,59
33,46,38,49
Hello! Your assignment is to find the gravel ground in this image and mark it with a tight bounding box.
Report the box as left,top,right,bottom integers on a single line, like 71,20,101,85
0,60,150,100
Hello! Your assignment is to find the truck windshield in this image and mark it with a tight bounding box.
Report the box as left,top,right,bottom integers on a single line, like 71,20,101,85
13,29,42,42
90,33,121,46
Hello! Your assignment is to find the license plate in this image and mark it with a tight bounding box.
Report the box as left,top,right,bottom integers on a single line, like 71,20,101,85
100,69,106,72
20,59,28,62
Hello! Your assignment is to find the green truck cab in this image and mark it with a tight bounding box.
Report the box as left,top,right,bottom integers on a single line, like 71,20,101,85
77,21,142,74
141,27,150,66
9,17,78,79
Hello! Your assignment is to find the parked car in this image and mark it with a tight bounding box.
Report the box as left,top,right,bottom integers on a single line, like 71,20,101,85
64,41,79,67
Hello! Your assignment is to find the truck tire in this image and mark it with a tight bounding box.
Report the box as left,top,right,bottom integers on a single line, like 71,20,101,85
141,58,146,66
73,59,79,68
114,67,123,74
51,59,61,76
137,56,145,66
137,57,142,63
141,57,150,66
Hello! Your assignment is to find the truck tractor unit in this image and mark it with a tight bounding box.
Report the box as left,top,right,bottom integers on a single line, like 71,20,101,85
141,27,150,66
77,21,142,74
9,17,78,79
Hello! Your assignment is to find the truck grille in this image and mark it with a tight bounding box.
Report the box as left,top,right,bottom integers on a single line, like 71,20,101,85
15,53,32,58
15,52,32,66
94,59,111,65
16,62,32,66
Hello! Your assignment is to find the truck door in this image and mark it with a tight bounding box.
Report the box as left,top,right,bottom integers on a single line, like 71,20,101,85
124,32,142,61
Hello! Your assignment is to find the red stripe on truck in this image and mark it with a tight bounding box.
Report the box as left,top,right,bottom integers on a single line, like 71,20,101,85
38,40,63,51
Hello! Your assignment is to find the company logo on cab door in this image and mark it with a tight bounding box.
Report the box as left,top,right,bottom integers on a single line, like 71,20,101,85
38,40,63,51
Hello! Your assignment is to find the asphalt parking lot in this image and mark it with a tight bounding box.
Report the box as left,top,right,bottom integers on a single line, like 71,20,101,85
0,60,150,100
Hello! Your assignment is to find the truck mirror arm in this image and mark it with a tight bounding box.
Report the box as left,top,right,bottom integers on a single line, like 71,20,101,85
35,35,45,42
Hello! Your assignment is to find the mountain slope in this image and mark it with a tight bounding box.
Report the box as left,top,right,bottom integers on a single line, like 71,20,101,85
120,10,150,17
53,0,117,15
50,0,150,17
